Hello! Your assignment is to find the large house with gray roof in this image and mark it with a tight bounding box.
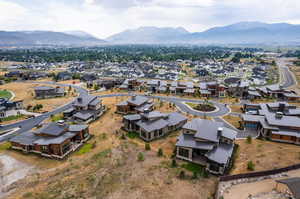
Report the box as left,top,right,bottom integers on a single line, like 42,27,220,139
122,110,187,141
63,94,105,123
242,102,300,144
116,95,154,114
176,119,237,175
10,121,90,159
34,86,65,99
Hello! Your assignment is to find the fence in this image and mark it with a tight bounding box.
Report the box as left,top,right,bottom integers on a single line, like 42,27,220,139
220,163,300,182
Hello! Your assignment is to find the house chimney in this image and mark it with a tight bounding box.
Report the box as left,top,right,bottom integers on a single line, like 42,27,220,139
217,127,223,137
131,95,136,100
275,112,283,119
77,97,83,103
143,108,150,114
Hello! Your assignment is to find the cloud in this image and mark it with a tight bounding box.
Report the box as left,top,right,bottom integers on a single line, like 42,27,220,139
0,0,300,38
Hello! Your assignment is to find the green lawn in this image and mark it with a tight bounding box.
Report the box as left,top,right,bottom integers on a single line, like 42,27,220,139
76,143,94,155
126,131,139,139
0,142,11,152
0,90,12,99
186,102,198,109
0,114,26,122
51,114,64,122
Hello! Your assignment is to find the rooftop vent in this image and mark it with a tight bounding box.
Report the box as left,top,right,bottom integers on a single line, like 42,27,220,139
143,108,150,114
77,97,82,103
275,112,283,119
57,120,65,125
217,127,223,136
131,95,136,100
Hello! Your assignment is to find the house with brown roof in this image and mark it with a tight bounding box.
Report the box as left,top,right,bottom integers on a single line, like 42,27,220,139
116,95,154,114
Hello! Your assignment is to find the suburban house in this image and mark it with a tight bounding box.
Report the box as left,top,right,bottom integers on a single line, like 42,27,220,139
0,98,23,118
10,121,90,159
227,81,249,98
94,79,124,90
122,110,187,141
199,82,226,98
242,102,300,144
170,81,195,95
146,80,168,93
63,95,106,123
116,95,154,114
257,85,300,101
56,71,72,81
34,86,65,99
176,119,237,175
119,79,143,91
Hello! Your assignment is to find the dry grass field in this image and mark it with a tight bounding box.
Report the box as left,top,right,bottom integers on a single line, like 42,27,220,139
222,115,241,129
3,97,218,199
0,82,75,112
229,105,243,113
232,139,300,174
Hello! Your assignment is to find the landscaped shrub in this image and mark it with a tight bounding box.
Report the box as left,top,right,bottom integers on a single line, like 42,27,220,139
192,171,198,179
137,152,145,161
171,159,177,168
247,161,255,171
145,143,151,151
157,148,163,157
246,136,252,144
121,133,126,140
179,170,185,179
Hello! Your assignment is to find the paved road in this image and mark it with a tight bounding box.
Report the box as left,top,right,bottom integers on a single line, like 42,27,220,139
99,93,230,117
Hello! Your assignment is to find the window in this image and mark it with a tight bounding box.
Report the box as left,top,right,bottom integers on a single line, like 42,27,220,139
42,145,48,151
159,129,163,136
178,148,189,158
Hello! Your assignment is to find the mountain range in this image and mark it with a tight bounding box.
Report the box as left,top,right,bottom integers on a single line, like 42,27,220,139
1,22,300,46
0,30,106,46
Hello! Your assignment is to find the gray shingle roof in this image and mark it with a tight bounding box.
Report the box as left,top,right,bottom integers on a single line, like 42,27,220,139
132,111,186,133
10,131,38,145
265,114,300,128
183,119,223,142
166,112,187,126
73,95,98,107
73,111,94,120
221,127,237,140
127,96,149,106
34,86,55,91
36,122,68,136
69,124,88,132
123,114,141,121
136,118,169,133
33,132,75,145
134,103,154,112
205,143,235,164
176,133,215,150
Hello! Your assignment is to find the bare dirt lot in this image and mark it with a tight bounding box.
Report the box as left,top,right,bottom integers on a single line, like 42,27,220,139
232,139,300,174
3,97,218,199
223,168,300,199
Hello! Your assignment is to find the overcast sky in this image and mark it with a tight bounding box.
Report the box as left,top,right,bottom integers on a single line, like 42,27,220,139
1,0,300,38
